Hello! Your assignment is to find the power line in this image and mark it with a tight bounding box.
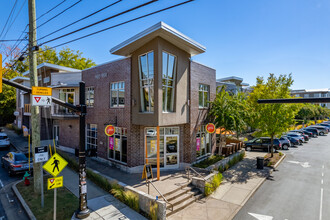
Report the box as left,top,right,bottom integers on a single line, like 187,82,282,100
39,0,158,46
37,0,83,29
38,0,122,41
41,0,195,50
36,0,67,21
0,0,18,39
0,39,27,42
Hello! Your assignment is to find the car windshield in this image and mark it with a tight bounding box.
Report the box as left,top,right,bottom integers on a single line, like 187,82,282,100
0,136,7,140
15,154,28,161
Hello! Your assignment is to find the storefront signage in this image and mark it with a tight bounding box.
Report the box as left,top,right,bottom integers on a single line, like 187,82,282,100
105,125,115,136
196,138,201,151
142,164,153,181
109,137,114,150
206,123,216,134
150,140,156,154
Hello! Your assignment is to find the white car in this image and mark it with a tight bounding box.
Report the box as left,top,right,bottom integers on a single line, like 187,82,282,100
0,133,10,148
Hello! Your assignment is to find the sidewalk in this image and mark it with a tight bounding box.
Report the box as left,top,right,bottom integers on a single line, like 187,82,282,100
168,152,272,220
5,128,146,220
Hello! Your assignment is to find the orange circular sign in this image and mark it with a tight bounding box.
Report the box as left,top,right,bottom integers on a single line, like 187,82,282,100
105,125,115,136
205,123,216,134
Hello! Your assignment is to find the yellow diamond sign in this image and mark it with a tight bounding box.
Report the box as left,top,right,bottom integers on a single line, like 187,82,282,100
43,153,68,177
47,176,63,190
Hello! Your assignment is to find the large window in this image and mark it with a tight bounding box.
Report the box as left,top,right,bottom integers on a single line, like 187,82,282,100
108,127,127,163
162,51,177,112
86,124,97,151
86,87,94,107
139,51,154,112
196,125,211,158
199,84,209,108
110,82,125,107
59,88,75,113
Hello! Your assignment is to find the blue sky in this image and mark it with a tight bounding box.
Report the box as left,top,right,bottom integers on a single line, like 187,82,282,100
0,0,329,89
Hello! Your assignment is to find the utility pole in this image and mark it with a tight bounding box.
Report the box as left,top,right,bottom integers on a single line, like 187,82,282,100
28,0,42,193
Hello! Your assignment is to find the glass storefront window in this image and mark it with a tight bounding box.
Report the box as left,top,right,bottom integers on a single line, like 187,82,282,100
196,125,211,158
162,51,177,112
108,127,127,163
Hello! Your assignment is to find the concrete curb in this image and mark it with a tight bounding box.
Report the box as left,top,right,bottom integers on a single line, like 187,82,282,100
11,180,36,220
229,153,286,220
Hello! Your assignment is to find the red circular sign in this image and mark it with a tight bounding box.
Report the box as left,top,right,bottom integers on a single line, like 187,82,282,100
105,125,115,136
205,123,216,134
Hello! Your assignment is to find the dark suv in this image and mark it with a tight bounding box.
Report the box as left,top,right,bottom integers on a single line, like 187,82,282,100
245,137,281,152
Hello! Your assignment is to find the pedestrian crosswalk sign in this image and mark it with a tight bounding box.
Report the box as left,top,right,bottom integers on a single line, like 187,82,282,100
47,176,63,190
43,153,68,177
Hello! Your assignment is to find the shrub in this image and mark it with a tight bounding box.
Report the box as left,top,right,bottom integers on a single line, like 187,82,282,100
193,155,224,168
204,173,223,196
279,152,283,157
125,191,139,212
224,164,229,170
218,165,224,173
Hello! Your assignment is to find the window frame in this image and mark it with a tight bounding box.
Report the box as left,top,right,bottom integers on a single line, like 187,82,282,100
86,87,95,107
110,81,125,108
162,51,177,113
108,127,127,164
138,51,154,113
199,84,210,108
86,124,97,151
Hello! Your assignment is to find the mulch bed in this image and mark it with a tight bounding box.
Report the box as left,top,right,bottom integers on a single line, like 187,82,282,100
264,152,283,167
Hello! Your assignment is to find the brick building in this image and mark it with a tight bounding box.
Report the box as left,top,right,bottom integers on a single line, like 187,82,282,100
79,22,216,173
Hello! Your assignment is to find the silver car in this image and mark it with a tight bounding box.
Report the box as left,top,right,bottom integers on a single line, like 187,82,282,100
0,133,10,148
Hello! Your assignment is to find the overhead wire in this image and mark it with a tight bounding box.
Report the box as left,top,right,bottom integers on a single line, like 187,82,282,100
0,0,18,39
37,0,83,29
39,0,158,46
41,0,195,51
38,0,122,41
36,0,67,21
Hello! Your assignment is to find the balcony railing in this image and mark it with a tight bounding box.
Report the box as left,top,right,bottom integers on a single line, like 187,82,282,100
52,103,76,116
24,104,31,113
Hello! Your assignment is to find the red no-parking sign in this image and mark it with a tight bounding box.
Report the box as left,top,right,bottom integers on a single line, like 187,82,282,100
205,123,216,134
105,125,115,136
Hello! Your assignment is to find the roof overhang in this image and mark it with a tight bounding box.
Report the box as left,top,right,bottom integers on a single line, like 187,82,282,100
110,22,206,57
10,76,30,83
22,63,81,76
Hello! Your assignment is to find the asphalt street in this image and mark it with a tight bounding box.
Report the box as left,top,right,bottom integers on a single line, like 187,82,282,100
0,146,29,220
234,134,330,220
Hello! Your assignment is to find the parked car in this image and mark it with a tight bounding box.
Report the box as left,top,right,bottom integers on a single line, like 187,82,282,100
278,137,290,150
303,127,319,137
286,133,304,144
281,135,300,146
299,129,313,137
308,126,328,135
318,123,330,129
290,130,309,141
244,137,281,152
1,152,33,176
0,132,10,148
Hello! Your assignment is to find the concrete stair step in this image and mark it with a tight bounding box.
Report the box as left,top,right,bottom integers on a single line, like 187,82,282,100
167,189,200,207
163,182,191,198
167,186,195,202
166,193,204,217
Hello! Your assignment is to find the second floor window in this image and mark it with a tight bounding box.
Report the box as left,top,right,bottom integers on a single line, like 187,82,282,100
86,87,94,107
59,88,75,113
162,51,176,112
199,84,209,108
139,51,154,112
111,82,125,107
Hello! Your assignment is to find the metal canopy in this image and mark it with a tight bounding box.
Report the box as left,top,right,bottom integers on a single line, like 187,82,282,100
258,97,330,104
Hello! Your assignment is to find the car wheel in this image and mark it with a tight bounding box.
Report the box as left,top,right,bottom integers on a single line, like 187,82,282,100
299,140,303,145
282,144,289,150
320,132,324,136
246,146,252,151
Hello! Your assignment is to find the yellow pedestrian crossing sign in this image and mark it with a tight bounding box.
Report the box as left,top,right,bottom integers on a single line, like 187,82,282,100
43,153,68,177
47,176,63,190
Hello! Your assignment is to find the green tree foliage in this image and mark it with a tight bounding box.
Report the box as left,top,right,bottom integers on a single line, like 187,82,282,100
0,68,21,125
209,86,249,153
296,104,330,125
247,74,299,157
15,46,96,73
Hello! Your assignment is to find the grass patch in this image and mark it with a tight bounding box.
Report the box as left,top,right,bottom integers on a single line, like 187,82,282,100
16,176,78,220
193,155,224,168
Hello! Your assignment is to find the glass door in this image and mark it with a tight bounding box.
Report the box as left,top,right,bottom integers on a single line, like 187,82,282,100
165,135,179,168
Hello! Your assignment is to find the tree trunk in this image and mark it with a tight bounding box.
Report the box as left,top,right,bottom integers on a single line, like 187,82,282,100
270,135,274,158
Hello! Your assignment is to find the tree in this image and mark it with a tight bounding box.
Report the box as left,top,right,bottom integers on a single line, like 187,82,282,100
247,74,299,157
15,46,96,73
209,86,248,154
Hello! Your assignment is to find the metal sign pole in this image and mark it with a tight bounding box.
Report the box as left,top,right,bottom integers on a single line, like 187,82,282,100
41,165,44,208
53,188,57,220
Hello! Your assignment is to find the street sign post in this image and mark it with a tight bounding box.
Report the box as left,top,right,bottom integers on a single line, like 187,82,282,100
47,176,63,190
43,153,68,177
32,95,52,106
35,146,49,163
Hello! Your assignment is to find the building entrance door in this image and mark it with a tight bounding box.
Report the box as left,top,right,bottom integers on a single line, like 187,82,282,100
164,135,179,168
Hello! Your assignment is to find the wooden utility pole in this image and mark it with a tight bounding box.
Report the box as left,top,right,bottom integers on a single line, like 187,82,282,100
28,0,42,193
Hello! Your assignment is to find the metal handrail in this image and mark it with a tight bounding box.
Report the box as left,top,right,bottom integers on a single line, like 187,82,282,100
148,180,174,211
185,166,209,182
